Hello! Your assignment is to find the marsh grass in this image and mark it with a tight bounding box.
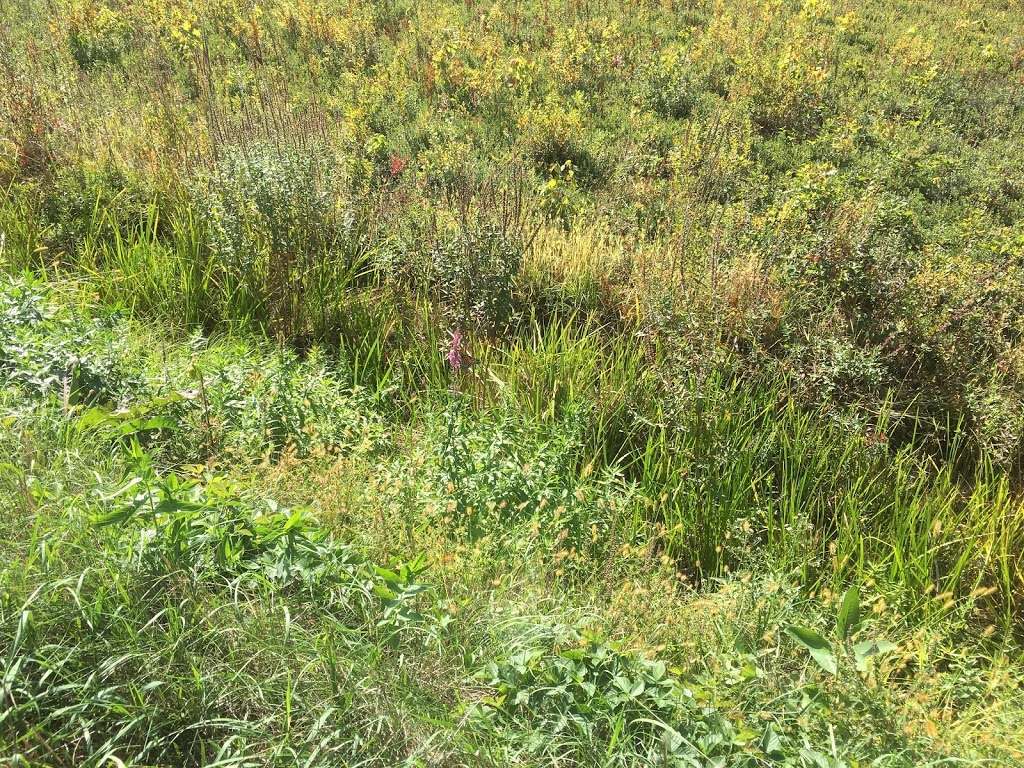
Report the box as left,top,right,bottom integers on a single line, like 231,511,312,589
3,278,1024,765
3,0,1024,762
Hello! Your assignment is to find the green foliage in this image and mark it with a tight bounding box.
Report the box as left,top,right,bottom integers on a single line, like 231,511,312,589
192,344,382,461
65,0,132,70
201,146,334,274
426,222,523,334
537,160,589,227
786,624,839,675
1,464,433,765
198,144,364,337
0,275,143,405
519,94,601,182
477,628,750,765
786,588,897,677
638,46,700,119
39,165,153,259
434,402,623,567
1,276,1022,766
92,449,428,629
3,0,1024,762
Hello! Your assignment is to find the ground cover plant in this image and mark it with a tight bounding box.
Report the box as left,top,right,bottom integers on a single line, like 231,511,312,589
2,0,1024,764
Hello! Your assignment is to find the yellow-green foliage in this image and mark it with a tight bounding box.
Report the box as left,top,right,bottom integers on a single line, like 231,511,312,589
3,0,1022,458
3,1,1024,761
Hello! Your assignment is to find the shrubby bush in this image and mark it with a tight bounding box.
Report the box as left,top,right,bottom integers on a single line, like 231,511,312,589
537,160,589,227
194,345,382,461
548,19,624,97
64,0,132,70
197,144,360,336
475,625,748,766
733,43,834,138
637,45,700,119
201,145,336,277
619,114,676,180
425,222,524,335
0,277,143,406
518,93,602,182
40,166,153,259
668,105,754,203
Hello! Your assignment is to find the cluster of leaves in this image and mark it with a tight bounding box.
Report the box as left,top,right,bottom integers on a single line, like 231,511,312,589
64,0,133,70
638,45,700,120
201,146,339,275
189,344,383,461
38,166,155,257
519,95,602,184
92,448,429,629
0,276,143,406
198,144,365,336
424,222,524,335
786,588,897,677
474,625,844,767
0,276,382,465
434,403,624,565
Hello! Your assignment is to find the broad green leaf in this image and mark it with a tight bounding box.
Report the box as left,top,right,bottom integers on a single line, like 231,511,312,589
114,416,177,437
648,660,666,680
373,565,403,584
799,746,834,768
77,406,116,430
372,584,397,600
786,625,836,675
283,509,305,532
759,723,785,759
612,674,632,693
734,728,759,746
836,586,861,640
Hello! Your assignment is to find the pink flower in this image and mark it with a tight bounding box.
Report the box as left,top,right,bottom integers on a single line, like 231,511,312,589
446,329,465,372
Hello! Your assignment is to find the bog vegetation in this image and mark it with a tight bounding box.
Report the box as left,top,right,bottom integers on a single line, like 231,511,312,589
1,0,1023,765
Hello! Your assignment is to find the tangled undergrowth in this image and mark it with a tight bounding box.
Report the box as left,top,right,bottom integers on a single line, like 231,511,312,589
2,0,1024,763
2,277,1022,765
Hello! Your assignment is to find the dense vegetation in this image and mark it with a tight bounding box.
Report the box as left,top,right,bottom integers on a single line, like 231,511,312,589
2,0,1023,764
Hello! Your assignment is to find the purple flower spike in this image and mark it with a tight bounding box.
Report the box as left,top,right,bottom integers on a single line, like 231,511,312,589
446,329,465,372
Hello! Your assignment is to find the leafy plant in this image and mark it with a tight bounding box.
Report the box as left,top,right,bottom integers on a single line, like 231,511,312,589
638,46,700,119
0,275,143,406
426,222,524,336
786,588,898,676
476,627,752,765
65,0,132,69
198,144,363,337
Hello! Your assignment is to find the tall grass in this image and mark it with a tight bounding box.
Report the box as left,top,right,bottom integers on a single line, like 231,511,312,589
3,189,1022,626
3,271,1024,764
4,0,1024,760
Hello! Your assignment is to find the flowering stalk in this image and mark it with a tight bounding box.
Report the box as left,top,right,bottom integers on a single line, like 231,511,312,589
445,328,465,373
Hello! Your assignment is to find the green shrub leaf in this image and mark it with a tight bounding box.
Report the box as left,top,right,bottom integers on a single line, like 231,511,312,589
786,625,837,675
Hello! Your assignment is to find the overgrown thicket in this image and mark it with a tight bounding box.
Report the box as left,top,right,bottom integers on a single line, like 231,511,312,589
2,0,1024,764
3,0,1022,463
3,276,1022,766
